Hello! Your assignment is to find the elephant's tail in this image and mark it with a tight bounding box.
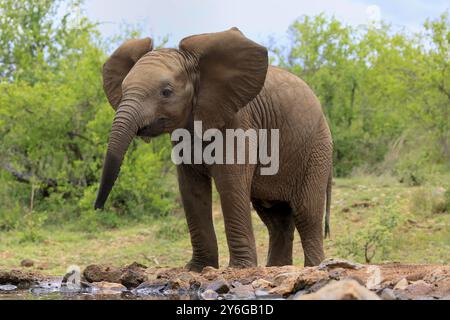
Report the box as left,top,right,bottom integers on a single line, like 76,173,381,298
324,171,332,238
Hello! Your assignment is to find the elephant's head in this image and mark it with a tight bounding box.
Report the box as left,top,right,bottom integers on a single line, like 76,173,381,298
94,28,268,209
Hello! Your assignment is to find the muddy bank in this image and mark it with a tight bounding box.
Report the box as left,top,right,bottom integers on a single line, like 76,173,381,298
1,259,449,300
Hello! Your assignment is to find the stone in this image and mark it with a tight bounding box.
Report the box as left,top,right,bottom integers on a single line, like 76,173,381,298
393,278,409,290
0,269,42,289
308,278,330,293
255,289,271,297
365,265,383,290
83,264,122,283
296,279,380,300
403,280,434,299
292,290,308,300
380,288,397,300
230,284,256,299
318,258,364,270
126,262,147,270
20,259,34,268
201,289,219,300
252,279,274,290
413,296,436,300
93,281,126,291
206,279,230,294
328,268,345,280
120,269,148,289
270,268,329,296
0,284,18,291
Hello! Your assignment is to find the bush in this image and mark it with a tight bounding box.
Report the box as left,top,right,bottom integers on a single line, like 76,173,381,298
410,187,450,216
17,211,47,243
336,200,402,263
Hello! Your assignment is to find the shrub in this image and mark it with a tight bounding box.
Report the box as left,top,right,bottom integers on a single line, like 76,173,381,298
410,187,450,217
336,201,402,263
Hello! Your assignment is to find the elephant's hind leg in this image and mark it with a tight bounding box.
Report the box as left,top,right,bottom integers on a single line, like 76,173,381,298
292,139,332,267
252,200,295,266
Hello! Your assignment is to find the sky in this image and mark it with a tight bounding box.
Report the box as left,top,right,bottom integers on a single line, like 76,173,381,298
83,0,449,48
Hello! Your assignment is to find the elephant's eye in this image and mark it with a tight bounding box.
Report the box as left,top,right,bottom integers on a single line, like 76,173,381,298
161,88,173,98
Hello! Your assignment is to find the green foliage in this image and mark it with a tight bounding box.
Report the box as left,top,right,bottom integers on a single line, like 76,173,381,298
0,0,178,232
336,200,402,263
0,0,449,240
275,13,450,177
155,215,189,241
410,187,450,217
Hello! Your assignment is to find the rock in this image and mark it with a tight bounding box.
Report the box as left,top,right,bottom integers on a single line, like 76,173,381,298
307,278,330,293
251,279,274,290
230,284,256,299
20,259,34,268
380,288,397,300
328,268,345,280
120,269,148,289
93,281,127,291
440,295,450,300
292,290,308,299
83,264,122,283
0,284,18,291
0,269,42,289
403,280,434,298
393,278,409,290
296,279,380,300
201,289,219,300
318,258,364,270
365,265,383,290
255,289,271,297
270,268,329,296
126,262,147,270
273,272,301,285
413,296,436,300
206,279,230,294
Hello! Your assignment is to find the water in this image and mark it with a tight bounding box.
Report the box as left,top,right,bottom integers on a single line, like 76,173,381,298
0,279,284,300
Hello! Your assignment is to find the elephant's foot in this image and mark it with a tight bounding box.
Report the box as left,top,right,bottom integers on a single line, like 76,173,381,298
228,257,257,269
303,252,325,267
185,258,219,273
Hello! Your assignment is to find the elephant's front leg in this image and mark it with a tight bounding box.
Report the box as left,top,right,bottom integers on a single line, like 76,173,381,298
177,164,218,272
213,167,257,268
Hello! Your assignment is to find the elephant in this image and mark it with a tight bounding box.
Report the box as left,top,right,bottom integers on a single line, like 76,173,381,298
94,28,333,272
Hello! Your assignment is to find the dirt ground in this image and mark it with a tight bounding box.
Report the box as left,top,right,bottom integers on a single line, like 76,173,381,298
1,259,449,300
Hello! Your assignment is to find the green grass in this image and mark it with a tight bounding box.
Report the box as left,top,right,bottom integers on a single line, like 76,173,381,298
0,175,449,275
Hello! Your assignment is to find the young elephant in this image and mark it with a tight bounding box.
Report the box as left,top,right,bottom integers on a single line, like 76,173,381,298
95,28,333,272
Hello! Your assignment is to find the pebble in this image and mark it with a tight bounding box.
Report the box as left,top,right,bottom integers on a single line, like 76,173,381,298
206,279,230,294
393,278,409,290
20,259,34,268
380,288,397,300
201,289,219,300
0,284,18,291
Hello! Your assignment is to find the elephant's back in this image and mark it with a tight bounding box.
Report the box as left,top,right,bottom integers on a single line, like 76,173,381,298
264,66,324,128
248,66,331,201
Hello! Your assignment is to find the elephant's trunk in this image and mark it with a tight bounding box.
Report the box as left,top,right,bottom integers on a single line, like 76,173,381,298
94,100,143,209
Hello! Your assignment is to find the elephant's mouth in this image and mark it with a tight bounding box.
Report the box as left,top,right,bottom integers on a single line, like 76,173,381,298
137,118,167,138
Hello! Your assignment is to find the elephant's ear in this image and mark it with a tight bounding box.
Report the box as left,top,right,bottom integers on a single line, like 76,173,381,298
179,28,268,129
103,38,153,109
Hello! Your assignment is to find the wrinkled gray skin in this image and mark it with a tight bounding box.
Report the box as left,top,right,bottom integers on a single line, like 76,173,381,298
95,28,333,272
